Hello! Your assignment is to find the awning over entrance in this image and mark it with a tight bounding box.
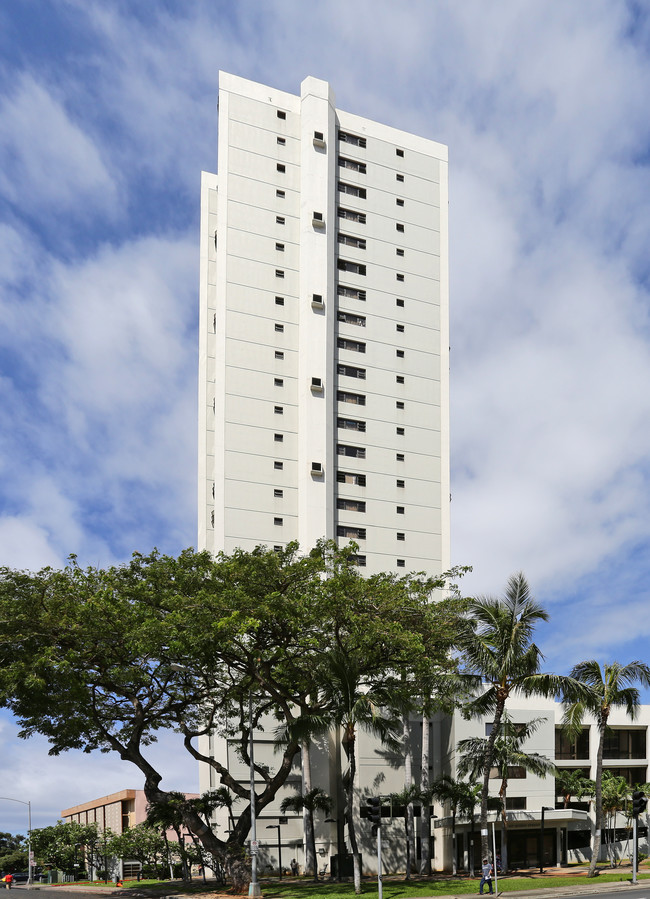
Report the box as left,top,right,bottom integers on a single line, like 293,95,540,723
434,809,591,871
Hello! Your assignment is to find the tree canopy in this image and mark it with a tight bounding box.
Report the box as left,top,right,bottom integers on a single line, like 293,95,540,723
0,833,28,874
30,821,103,875
0,540,467,885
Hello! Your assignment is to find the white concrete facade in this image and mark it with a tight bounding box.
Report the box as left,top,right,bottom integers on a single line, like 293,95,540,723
435,698,650,872
198,71,450,575
199,695,650,876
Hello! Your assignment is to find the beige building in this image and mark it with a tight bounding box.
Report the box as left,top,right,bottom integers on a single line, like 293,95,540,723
62,789,149,836
61,789,199,879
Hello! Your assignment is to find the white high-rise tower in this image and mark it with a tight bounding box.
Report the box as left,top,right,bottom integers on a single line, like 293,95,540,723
199,72,449,576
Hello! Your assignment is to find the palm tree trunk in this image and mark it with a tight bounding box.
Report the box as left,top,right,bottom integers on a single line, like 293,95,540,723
481,699,506,860
309,810,319,882
499,777,508,872
588,717,605,877
403,715,416,875
420,715,431,875
345,734,362,894
302,740,316,878
404,814,411,877
451,811,457,875
470,809,476,877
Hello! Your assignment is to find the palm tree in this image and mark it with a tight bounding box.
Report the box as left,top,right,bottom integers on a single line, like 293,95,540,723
320,650,402,894
461,572,568,860
555,769,594,809
563,660,650,877
458,715,556,871
146,792,191,880
600,772,629,868
280,788,332,881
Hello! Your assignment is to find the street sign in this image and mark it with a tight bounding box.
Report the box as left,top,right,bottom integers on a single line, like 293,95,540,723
250,839,259,853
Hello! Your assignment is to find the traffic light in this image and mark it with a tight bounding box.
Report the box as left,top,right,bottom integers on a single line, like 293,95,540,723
633,790,647,817
367,796,382,826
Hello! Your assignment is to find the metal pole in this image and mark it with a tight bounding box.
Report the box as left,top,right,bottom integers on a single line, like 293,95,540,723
633,816,638,884
377,824,383,899
540,807,545,875
0,797,32,889
491,819,498,896
249,692,261,897
28,801,32,888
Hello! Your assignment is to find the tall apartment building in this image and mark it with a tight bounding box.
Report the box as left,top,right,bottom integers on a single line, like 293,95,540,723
199,72,450,574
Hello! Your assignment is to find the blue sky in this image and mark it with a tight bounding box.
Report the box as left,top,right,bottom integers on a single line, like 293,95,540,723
2,0,650,832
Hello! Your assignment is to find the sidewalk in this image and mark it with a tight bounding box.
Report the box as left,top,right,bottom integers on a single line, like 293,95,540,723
418,864,650,899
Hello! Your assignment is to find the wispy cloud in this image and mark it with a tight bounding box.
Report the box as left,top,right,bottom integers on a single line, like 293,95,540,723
0,74,118,220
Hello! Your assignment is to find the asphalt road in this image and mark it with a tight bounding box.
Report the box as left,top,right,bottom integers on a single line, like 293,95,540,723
10,889,119,899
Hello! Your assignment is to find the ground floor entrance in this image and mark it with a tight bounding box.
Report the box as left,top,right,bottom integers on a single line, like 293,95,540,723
453,828,557,872
508,829,556,870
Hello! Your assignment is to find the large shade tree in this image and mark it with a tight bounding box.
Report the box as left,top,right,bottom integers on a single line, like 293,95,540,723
0,541,466,892
562,660,650,877
460,572,572,860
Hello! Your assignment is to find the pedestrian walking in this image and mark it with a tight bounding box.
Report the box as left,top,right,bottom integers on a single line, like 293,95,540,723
479,858,493,895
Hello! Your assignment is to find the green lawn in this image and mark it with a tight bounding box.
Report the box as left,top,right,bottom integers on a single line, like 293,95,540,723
258,870,650,899
67,867,650,896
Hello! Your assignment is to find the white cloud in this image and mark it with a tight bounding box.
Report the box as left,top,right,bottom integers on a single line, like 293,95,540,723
0,74,118,218
0,232,197,565
0,518,63,571
0,714,198,832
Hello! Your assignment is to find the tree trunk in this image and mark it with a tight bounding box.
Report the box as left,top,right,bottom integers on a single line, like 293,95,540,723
420,715,431,875
499,776,508,872
469,812,476,877
345,733,362,894
302,741,316,878
588,716,606,877
404,815,411,877
480,697,506,860
451,812,457,876
403,715,416,875
309,811,319,882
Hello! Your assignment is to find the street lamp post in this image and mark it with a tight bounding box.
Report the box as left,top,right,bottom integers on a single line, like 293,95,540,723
0,797,32,887
265,824,283,878
539,807,553,874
